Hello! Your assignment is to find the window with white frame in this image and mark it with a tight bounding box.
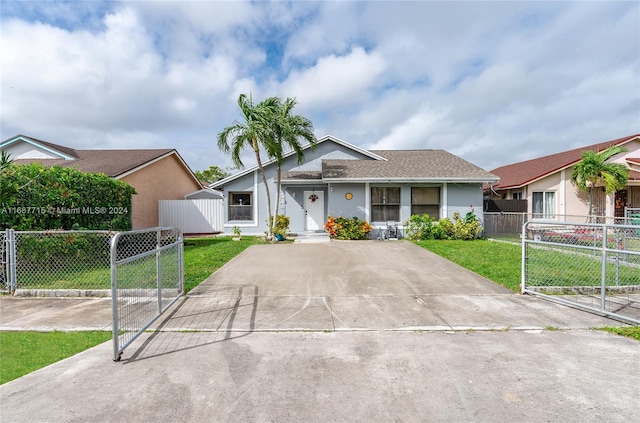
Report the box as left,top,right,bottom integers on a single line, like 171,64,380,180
411,187,440,220
532,191,556,218
512,191,523,200
371,187,400,222
229,192,253,221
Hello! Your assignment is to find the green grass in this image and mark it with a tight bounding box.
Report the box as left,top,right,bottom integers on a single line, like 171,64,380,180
599,326,640,341
0,331,112,384
183,236,264,293
13,236,264,291
415,239,522,291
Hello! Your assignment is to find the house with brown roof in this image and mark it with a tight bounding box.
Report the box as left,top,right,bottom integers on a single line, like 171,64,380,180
210,135,498,235
486,134,640,219
1,134,202,229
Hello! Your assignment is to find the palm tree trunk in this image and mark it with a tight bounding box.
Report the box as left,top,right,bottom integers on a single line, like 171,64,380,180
253,141,273,238
273,165,282,237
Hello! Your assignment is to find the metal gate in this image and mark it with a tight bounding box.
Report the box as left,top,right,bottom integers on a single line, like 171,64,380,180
522,220,640,325
111,227,184,361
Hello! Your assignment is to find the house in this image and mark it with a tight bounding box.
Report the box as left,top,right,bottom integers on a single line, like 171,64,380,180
1,134,202,229
486,134,640,219
210,135,498,235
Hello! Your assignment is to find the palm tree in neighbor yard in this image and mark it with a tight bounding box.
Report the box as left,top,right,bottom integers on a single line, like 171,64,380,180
218,94,280,237
266,97,317,235
570,145,629,220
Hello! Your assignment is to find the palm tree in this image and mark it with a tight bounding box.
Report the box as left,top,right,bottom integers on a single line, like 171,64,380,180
570,145,629,219
217,93,280,237
266,98,317,235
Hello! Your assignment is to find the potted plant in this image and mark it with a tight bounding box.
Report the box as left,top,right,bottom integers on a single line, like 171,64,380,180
273,215,290,242
232,226,241,241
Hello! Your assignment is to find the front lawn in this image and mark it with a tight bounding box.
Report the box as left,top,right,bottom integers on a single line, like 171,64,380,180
415,239,522,291
0,331,112,384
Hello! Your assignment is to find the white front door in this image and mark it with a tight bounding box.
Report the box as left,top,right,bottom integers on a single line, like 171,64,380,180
304,190,324,231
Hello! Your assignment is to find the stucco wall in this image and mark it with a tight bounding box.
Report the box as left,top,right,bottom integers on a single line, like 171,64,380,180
217,140,374,234
446,183,485,223
327,184,366,220
121,154,201,229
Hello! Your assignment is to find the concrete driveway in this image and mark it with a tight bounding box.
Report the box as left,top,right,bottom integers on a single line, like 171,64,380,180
1,241,639,422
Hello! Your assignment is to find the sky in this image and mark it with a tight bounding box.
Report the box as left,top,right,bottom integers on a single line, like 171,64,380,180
1,0,639,175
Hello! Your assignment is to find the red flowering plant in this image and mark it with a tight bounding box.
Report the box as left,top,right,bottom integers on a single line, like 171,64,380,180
324,216,373,240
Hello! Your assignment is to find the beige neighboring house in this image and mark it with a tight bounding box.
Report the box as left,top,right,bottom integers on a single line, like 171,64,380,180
487,134,640,219
1,134,202,229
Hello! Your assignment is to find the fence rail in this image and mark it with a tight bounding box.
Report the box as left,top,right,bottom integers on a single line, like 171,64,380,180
111,227,184,361
522,220,640,324
485,213,640,238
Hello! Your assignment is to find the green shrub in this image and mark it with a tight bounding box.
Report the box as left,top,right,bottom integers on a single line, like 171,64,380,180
451,211,483,240
324,216,373,240
1,163,135,230
405,214,448,240
17,232,112,270
274,215,290,237
406,212,483,241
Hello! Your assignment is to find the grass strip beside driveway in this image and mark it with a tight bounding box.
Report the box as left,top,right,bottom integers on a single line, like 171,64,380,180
415,239,522,291
0,331,112,384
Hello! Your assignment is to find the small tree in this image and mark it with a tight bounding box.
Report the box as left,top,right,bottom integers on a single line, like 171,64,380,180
218,94,280,238
194,165,230,184
570,146,629,219
265,97,317,234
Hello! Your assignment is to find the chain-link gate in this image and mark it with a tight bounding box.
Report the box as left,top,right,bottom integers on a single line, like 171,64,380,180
4,229,114,294
111,227,184,361
522,221,640,324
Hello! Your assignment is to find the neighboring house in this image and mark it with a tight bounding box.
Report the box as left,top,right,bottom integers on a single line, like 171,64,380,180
1,134,202,229
486,134,640,219
210,135,498,235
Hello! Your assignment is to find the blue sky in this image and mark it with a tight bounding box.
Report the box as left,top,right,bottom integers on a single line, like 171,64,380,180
1,1,638,174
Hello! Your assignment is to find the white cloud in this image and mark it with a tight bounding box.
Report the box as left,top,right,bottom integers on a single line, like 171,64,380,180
0,0,638,174
279,46,387,110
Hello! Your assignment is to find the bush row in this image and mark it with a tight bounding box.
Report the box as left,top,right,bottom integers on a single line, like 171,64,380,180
1,163,136,231
405,212,483,240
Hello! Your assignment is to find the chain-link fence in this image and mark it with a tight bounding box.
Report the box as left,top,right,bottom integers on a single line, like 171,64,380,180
522,220,640,324
3,229,115,295
0,231,6,293
111,227,183,361
485,213,640,238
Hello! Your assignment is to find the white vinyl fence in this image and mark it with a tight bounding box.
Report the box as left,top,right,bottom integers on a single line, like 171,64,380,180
159,199,224,234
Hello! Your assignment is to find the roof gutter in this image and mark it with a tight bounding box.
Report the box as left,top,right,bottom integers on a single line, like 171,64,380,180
322,177,500,184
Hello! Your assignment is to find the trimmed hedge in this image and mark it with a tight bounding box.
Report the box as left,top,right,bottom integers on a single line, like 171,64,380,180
1,163,136,231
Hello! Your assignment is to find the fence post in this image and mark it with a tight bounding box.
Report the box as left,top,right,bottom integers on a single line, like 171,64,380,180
156,228,162,314
521,222,527,294
7,229,16,293
600,225,607,311
110,232,121,362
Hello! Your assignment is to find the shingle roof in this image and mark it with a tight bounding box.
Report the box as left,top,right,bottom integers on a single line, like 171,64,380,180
281,170,323,180
14,149,176,178
490,134,640,189
5,135,190,179
322,150,498,182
